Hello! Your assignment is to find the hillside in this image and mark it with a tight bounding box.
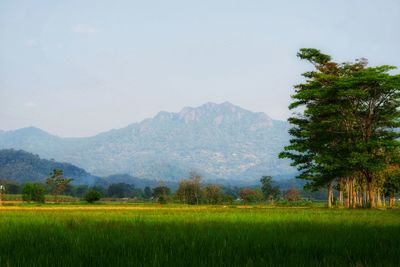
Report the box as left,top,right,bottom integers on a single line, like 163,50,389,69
0,149,97,184
0,102,295,181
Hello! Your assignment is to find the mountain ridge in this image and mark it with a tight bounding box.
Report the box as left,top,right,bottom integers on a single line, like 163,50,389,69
0,102,295,181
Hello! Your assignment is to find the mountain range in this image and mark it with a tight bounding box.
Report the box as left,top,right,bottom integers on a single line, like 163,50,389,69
0,102,295,182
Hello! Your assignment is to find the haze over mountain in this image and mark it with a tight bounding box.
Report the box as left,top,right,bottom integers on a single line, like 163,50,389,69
0,102,295,181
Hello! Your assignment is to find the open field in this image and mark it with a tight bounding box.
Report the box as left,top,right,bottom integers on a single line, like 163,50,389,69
0,204,399,267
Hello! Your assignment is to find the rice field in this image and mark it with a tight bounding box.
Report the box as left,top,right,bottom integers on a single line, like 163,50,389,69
0,204,399,266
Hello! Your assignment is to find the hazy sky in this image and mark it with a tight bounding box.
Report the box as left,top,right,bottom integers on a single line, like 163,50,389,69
1,0,399,137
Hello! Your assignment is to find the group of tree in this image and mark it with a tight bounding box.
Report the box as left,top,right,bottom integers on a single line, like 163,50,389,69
20,169,74,203
173,173,299,204
2,169,304,204
280,48,400,208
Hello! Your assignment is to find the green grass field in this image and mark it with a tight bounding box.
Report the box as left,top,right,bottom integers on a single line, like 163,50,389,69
0,204,399,267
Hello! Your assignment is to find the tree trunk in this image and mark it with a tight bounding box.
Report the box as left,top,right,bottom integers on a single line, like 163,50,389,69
356,193,360,206
367,182,375,208
389,193,394,208
350,179,356,208
377,189,382,208
327,183,333,208
365,173,375,208
363,190,367,207
339,190,343,207
345,179,350,208
352,189,357,208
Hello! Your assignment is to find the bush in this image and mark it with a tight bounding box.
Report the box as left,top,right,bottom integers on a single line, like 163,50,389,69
84,189,102,203
239,188,263,203
22,183,46,203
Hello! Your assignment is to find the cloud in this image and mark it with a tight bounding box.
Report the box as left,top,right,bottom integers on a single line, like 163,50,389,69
71,24,100,34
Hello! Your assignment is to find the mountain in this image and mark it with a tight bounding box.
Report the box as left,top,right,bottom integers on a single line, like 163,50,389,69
0,102,295,181
0,149,96,184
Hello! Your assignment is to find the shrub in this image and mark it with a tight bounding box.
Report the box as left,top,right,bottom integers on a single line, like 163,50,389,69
84,189,102,203
239,188,263,203
22,183,46,203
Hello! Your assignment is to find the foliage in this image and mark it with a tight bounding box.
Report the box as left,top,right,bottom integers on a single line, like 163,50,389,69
260,176,280,201
84,189,102,203
0,179,21,194
107,183,134,198
0,149,93,184
22,183,45,203
203,184,223,204
280,48,400,208
152,186,171,204
239,188,263,203
46,169,73,202
283,188,300,202
144,186,152,199
175,172,202,204
70,185,89,197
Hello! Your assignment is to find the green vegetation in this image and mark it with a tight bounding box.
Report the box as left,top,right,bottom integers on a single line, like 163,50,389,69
46,169,73,203
281,48,400,208
260,175,280,202
84,189,102,203
152,186,171,204
239,188,263,203
0,205,399,266
21,183,45,203
0,149,93,184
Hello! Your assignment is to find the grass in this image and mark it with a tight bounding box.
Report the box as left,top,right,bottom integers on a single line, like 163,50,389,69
0,204,399,266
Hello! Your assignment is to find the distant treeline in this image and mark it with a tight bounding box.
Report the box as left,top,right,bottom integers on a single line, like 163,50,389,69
0,169,325,205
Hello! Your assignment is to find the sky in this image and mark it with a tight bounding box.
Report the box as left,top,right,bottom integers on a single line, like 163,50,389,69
1,0,399,137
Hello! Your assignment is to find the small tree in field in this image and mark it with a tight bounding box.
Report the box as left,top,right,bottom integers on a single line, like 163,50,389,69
84,189,102,203
46,169,73,203
152,186,171,204
260,176,280,203
203,184,223,204
175,172,202,204
22,183,46,203
284,188,300,202
239,188,263,203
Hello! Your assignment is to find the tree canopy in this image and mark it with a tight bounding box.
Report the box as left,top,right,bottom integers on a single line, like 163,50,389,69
280,48,400,208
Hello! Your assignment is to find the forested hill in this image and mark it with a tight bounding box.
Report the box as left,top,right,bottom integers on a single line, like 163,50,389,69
0,149,166,187
0,149,97,184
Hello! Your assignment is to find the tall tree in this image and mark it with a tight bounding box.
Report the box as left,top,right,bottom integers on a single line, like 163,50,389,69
260,176,280,203
46,169,73,203
152,186,171,204
203,184,223,204
175,172,202,205
280,48,400,208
